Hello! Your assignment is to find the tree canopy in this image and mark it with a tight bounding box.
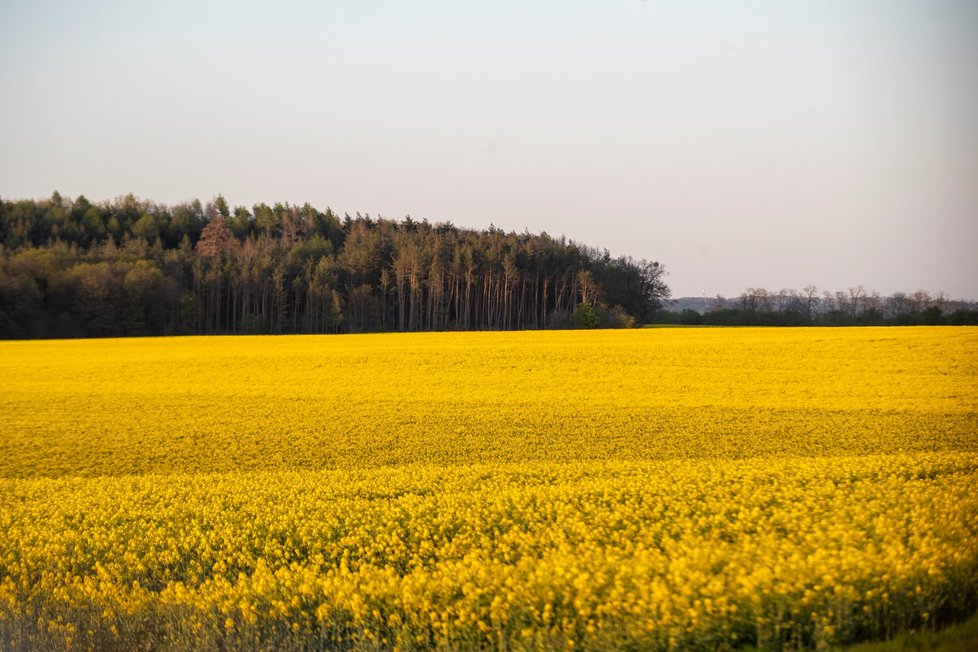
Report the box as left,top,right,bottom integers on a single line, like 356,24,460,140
0,192,670,338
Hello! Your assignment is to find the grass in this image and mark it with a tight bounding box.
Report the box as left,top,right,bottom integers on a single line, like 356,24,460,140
844,610,978,651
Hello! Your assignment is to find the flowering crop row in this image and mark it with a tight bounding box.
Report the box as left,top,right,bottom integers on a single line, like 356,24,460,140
2,455,977,650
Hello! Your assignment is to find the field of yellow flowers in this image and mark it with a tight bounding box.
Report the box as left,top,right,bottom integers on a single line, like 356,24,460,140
1,327,976,650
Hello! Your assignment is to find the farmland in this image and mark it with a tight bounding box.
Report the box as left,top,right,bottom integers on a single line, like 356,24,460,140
1,327,976,649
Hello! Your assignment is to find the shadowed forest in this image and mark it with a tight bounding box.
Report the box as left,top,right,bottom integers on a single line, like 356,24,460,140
0,192,668,338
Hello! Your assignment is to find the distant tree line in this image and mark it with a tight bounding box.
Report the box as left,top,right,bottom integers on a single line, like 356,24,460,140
0,192,670,339
656,286,978,326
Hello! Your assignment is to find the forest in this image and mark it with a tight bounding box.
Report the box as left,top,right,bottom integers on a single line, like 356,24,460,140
0,192,669,339
656,287,978,326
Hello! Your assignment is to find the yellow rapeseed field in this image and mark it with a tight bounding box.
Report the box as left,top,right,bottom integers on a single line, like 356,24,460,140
1,327,976,650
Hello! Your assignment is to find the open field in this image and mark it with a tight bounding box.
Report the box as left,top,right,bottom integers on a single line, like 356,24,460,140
1,327,977,649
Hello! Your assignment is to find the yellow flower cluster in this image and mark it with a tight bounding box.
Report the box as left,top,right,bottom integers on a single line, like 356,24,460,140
0,327,975,649
1,456,976,650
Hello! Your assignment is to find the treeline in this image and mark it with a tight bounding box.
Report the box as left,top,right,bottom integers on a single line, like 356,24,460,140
0,192,669,339
657,286,978,326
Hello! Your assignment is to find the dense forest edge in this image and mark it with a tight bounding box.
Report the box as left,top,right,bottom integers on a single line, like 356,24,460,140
0,192,669,338
3,192,975,339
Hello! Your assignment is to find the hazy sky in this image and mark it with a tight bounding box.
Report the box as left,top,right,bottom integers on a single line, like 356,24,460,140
2,1,976,298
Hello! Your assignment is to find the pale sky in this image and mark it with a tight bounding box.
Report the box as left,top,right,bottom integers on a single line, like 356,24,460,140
2,0,976,298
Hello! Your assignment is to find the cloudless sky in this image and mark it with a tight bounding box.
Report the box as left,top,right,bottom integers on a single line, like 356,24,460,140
2,0,976,298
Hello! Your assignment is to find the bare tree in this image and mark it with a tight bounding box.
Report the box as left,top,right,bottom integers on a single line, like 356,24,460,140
803,284,819,323
848,286,867,317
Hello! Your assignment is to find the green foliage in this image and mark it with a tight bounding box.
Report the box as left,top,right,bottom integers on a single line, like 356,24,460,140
918,306,943,326
573,302,601,328
844,609,978,652
131,213,159,242
0,193,667,338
